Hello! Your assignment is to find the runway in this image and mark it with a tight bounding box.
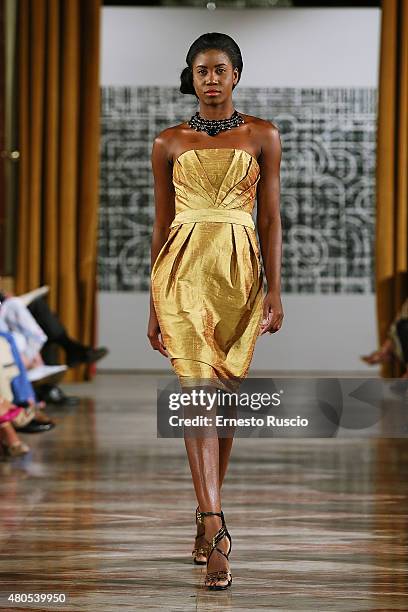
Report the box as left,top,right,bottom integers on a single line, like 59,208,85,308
1,374,408,611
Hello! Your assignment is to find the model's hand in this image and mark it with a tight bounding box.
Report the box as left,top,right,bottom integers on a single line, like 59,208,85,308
148,315,169,357
259,291,283,335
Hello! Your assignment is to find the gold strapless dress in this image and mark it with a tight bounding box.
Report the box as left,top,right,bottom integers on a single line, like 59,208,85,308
151,148,264,391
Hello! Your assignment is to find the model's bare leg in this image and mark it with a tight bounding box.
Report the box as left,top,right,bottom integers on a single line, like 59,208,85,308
193,388,236,509
183,384,231,587
193,387,237,565
192,434,234,564
184,427,221,511
218,437,234,487
218,387,238,487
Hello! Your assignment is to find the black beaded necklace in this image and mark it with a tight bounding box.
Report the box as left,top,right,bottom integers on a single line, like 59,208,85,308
188,110,244,137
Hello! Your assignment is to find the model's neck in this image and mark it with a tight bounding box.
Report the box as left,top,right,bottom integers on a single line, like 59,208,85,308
198,104,235,121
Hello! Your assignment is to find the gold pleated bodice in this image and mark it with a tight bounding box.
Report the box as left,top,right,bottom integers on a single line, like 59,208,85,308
151,148,264,390
171,147,260,227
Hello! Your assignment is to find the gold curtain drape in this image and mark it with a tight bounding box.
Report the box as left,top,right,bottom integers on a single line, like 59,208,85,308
376,0,408,378
15,0,101,381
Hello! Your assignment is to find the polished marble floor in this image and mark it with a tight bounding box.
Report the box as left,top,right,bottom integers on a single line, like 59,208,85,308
1,374,408,611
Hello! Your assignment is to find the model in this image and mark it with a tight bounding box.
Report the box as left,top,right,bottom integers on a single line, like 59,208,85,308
148,32,283,590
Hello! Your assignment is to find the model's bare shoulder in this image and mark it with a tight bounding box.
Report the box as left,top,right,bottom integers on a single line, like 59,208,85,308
152,123,188,164
264,119,280,134
240,113,279,130
255,119,281,161
239,114,280,157
151,127,173,162
254,117,280,142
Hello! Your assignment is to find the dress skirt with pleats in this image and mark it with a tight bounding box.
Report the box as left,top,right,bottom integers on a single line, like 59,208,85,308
151,148,264,392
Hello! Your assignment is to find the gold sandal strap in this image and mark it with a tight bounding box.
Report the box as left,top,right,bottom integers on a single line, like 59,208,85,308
210,526,230,551
205,570,232,583
204,527,231,565
196,509,225,526
206,570,231,578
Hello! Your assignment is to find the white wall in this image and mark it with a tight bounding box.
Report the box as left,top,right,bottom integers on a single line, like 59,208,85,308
98,7,381,373
101,8,380,87
98,291,378,373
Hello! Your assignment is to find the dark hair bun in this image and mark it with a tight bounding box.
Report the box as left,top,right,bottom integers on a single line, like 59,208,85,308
180,66,196,96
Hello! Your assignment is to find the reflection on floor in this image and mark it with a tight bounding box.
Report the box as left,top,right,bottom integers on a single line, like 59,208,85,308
1,374,408,611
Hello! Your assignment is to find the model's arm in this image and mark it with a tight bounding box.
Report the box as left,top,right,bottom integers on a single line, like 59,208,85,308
256,122,284,335
148,135,175,356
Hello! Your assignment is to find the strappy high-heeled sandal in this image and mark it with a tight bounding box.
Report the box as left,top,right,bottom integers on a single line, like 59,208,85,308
192,506,208,565
0,423,30,457
200,510,232,591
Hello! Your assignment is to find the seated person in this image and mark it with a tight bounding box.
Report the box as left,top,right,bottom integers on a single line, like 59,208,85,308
0,343,55,436
26,294,108,367
0,399,30,457
0,290,108,404
0,295,47,371
0,290,108,368
361,297,408,378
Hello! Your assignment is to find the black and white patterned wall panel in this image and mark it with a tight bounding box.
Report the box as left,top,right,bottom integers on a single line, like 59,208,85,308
99,87,376,293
